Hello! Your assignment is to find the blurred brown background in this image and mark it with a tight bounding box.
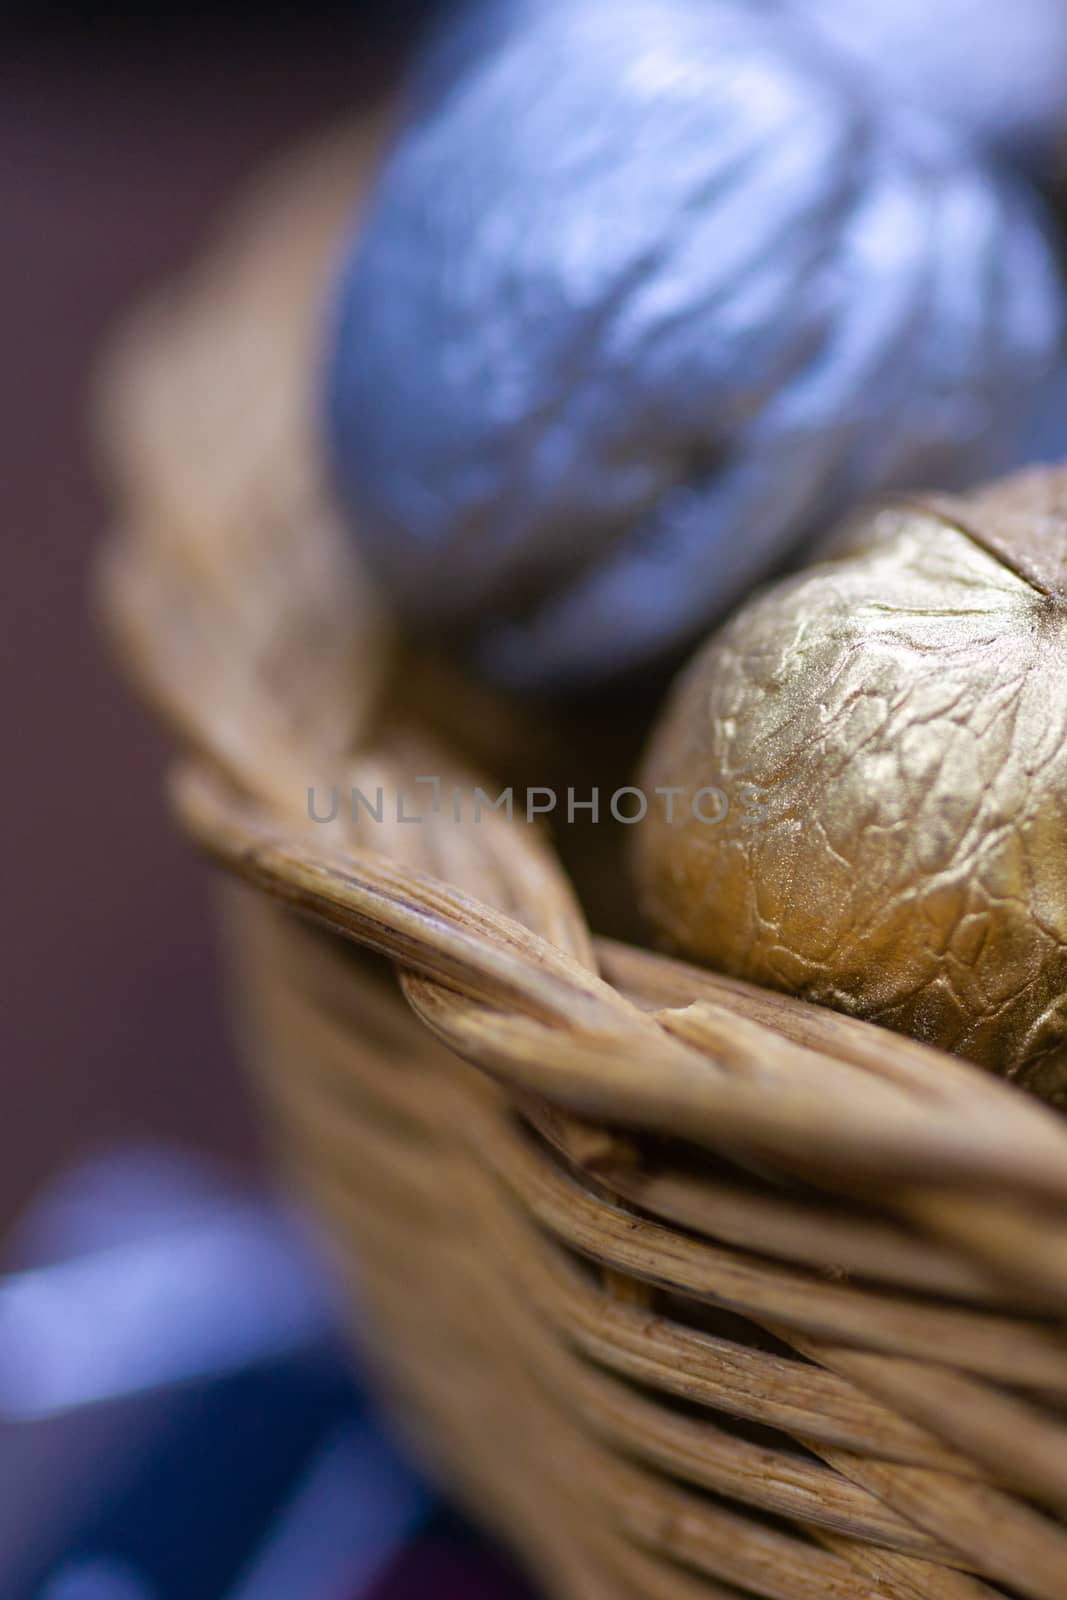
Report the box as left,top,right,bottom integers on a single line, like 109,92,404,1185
0,10,430,1236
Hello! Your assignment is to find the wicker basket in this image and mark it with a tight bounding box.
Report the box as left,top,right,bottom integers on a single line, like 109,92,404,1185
97,122,1067,1600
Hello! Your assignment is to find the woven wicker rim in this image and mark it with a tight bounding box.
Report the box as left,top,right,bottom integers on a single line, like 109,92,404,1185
97,121,1067,1600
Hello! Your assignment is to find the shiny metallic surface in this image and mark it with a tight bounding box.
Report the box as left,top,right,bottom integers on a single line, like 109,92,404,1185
635,470,1067,1100
325,0,1066,688
791,0,1067,170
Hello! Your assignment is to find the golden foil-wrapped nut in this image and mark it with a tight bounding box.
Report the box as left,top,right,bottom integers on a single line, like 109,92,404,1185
634,467,1067,1101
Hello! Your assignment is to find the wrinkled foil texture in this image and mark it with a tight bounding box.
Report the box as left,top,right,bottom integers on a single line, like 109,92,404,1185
326,0,1067,686
636,477,1067,1099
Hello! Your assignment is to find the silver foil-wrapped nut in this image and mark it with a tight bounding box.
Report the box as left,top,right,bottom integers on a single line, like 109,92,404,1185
326,0,1066,688
791,0,1067,172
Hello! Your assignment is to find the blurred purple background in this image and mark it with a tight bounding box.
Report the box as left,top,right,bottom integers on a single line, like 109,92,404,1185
1,17,540,1596
0,8,430,1236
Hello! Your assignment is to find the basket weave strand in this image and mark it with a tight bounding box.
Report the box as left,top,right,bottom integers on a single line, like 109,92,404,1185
98,121,1067,1600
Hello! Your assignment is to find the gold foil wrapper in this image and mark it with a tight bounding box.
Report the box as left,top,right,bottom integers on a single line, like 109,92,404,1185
635,467,1067,1101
